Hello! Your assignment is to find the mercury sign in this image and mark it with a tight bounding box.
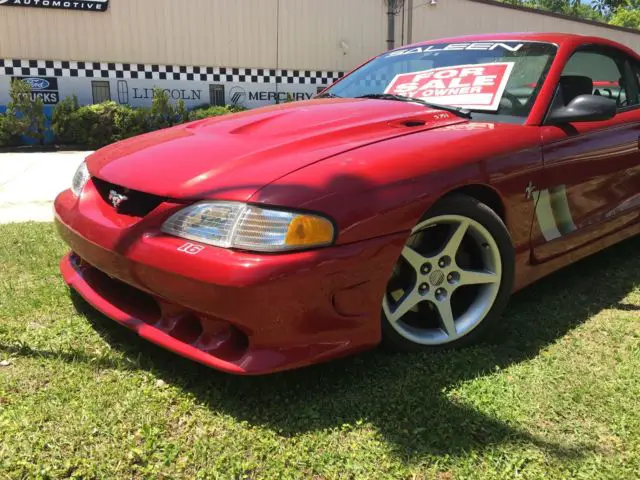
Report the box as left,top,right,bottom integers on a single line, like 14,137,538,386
0,0,109,12
13,76,60,104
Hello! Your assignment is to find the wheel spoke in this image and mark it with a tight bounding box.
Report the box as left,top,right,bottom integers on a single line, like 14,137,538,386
442,219,469,257
435,298,456,338
401,246,426,271
384,290,422,323
459,269,499,286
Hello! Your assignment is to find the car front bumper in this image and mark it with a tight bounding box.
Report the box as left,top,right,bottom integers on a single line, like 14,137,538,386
54,186,405,374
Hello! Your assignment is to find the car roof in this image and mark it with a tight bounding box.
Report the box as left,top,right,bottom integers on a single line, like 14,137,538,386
403,32,639,59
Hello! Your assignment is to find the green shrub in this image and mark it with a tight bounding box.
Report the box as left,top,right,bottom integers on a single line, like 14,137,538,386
175,99,188,125
4,80,47,144
17,87,243,148
0,114,15,147
113,105,150,141
52,95,80,144
59,102,148,147
148,88,189,130
148,88,173,130
66,101,121,148
188,105,245,121
50,88,196,147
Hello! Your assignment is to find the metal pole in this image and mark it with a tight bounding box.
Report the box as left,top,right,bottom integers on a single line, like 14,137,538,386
407,0,413,44
275,0,281,103
387,0,396,50
401,1,405,46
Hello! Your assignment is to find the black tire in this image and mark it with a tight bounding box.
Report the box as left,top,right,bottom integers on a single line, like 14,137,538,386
381,194,515,352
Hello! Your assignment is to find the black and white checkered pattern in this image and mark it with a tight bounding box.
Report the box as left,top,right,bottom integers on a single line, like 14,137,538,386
0,59,344,85
359,72,390,88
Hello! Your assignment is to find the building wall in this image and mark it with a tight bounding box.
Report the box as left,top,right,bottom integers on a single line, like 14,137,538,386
0,0,396,111
0,0,280,69
0,0,394,72
1,0,638,73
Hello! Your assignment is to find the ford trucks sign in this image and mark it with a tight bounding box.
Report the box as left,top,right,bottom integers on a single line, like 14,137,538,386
0,0,109,12
13,77,60,104
22,77,51,90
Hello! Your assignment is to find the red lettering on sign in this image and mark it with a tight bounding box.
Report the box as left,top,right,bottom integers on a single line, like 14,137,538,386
384,62,514,111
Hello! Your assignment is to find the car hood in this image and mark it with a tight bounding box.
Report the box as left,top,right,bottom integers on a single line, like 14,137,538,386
89,98,467,201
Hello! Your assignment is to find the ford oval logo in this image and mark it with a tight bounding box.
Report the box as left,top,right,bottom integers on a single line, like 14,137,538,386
23,78,50,90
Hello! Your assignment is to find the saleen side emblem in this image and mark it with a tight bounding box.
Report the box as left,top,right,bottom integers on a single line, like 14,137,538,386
525,181,537,200
108,190,128,208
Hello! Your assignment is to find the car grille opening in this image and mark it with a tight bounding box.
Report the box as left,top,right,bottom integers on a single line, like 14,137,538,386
70,252,162,322
70,254,250,363
92,177,166,217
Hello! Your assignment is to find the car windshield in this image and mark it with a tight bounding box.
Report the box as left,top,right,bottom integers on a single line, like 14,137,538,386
323,41,557,123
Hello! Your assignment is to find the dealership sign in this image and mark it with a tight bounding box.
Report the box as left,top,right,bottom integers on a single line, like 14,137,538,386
13,77,60,104
0,0,109,12
227,85,313,107
384,62,515,111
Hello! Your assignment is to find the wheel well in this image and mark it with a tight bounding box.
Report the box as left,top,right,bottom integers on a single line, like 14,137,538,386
446,184,506,222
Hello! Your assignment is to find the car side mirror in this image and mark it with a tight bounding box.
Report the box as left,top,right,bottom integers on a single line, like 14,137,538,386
546,94,617,124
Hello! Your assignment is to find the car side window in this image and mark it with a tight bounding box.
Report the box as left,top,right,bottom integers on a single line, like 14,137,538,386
559,49,638,109
630,61,640,105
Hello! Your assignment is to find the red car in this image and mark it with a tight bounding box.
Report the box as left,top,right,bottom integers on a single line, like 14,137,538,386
55,33,640,375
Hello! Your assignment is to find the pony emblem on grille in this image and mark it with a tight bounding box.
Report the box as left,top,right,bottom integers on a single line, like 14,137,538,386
108,190,128,208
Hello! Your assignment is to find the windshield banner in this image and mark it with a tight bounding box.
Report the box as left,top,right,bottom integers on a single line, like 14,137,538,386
384,62,515,111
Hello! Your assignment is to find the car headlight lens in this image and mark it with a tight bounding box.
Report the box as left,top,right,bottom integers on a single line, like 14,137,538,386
71,161,90,197
161,201,335,252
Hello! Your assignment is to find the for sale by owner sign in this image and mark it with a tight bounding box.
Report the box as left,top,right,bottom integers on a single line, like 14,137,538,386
384,62,515,111
0,0,109,12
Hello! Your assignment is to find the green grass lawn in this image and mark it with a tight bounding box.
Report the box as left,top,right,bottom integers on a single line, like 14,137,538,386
0,223,639,479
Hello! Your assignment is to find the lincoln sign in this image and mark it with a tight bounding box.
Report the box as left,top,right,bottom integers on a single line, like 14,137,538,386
0,0,109,12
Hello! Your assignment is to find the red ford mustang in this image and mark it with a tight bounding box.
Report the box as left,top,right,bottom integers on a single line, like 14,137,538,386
55,33,640,374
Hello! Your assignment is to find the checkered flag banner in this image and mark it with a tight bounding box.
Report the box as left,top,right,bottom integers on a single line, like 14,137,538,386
0,59,344,85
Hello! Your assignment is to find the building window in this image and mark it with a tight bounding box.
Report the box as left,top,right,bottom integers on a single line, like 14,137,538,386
117,80,129,105
209,84,225,106
92,81,111,103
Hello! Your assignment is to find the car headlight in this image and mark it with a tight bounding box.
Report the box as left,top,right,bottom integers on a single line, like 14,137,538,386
161,201,335,252
71,161,90,197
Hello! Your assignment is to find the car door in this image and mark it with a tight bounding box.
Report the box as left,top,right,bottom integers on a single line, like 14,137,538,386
532,45,640,263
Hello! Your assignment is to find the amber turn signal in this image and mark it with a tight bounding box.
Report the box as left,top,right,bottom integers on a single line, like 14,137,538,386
285,215,334,247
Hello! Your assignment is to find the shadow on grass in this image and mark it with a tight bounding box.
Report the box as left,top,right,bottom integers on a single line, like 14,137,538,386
0,342,132,371
24,235,640,462
614,303,640,311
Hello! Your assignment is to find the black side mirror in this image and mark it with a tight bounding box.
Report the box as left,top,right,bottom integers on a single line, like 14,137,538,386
546,94,617,124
